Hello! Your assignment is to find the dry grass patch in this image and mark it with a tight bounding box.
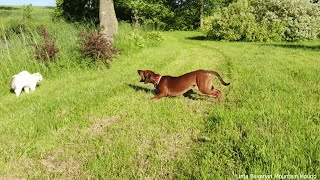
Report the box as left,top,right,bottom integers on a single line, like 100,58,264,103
40,148,81,177
87,115,120,136
134,129,197,179
0,156,34,179
0,175,26,180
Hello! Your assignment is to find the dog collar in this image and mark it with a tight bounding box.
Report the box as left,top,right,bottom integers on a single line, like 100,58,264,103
154,75,162,86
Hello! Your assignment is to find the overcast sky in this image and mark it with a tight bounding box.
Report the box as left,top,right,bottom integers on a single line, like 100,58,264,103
0,0,56,6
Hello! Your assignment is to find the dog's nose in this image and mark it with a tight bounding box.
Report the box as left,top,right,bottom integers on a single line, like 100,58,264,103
137,70,142,74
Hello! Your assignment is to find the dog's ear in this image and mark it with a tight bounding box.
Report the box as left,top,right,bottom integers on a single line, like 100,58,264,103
138,70,145,82
144,73,152,84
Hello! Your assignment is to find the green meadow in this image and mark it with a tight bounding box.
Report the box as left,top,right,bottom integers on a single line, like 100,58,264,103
0,6,319,179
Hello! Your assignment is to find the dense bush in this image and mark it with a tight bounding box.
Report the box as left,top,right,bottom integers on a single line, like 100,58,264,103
78,24,163,64
252,0,320,41
34,25,60,61
22,4,33,19
79,31,119,63
205,0,320,42
145,31,164,45
114,23,164,54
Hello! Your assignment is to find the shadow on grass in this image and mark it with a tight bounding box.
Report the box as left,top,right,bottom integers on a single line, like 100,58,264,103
127,84,157,95
185,36,207,41
186,36,320,51
127,84,217,101
261,43,320,51
8,83,42,94
183,89,207,100
184,89,221,102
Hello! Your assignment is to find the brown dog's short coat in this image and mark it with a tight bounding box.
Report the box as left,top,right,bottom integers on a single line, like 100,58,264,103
138,69,230,101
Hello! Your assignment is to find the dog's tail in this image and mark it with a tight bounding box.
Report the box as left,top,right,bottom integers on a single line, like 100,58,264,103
207,70,230,86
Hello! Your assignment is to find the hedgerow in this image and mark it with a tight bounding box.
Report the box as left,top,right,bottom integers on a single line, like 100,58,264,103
204,0,320,42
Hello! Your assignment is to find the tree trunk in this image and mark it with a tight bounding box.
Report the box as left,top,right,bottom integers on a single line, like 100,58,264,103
99,0,118,43
200,0,204,29
131,9,139,26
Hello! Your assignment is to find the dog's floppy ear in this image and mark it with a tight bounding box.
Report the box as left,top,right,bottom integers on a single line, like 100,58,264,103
138,70,145,82
144,73,153,84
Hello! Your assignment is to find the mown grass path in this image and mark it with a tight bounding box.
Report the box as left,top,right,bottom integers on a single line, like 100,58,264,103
1,31,319,179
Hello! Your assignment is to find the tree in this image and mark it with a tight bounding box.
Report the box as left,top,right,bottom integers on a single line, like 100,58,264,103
99,0,118,43
55,0,233,30
199,0,227,28
168,0,234,30
54,0,99,22
200,0,204,28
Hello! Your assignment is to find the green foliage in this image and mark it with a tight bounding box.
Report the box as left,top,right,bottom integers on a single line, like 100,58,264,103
1,7,320,178
54,0,99,23
3,21,28,36
116,0,174,30
0,7,164,90
22,4,33,19
117,0,234,30
0,18,163,76
1,29,320,178
53,0,64,19
0,7,66,86
252,0,320,41
205,0,320,42
54,0,233,30
2,6,319,179
207,0,253,41
128,30,147,49
145,31,164,45
114,22,164,53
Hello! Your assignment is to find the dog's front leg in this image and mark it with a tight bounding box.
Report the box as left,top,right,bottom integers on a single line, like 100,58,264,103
152,93,166,100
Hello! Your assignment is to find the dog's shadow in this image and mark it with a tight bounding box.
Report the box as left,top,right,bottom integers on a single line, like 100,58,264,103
9,84,41,94
127,84,158,95
182,89,211,101
127,83,211,100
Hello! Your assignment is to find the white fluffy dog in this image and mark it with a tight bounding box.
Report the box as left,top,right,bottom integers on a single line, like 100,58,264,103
10,71,43,97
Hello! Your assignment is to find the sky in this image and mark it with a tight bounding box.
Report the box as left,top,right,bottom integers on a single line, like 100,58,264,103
0,0,56,6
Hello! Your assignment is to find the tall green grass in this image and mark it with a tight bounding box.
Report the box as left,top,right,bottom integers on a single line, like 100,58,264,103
0,7,81,93
0,6,319,179
0,6,163,96
177,40,320,178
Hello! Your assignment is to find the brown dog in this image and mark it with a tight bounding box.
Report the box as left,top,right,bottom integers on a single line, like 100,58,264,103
137,69,230,101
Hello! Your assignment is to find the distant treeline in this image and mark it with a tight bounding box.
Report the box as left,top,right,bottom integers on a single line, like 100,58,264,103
55,0,320,42
54,0,234,30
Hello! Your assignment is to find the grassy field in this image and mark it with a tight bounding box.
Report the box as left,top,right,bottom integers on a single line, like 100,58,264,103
0,6,320,179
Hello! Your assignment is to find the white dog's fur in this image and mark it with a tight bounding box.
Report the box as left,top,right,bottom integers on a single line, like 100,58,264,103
10,71,43,97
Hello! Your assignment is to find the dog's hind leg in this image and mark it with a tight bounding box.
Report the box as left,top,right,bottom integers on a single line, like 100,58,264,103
212,89,222,102
24,87,30,94
199,87,222,102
